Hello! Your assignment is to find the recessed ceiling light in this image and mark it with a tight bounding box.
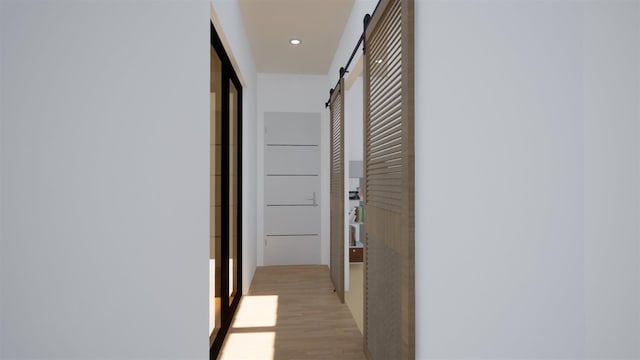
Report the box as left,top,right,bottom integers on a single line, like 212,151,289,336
289,39,302,45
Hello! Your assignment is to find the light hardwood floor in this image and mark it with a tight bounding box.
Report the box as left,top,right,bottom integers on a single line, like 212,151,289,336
219,265,366,360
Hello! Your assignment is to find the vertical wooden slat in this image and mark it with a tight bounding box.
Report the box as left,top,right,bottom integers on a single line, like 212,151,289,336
402,0,415,358
330,79,346,303
363,0,414,358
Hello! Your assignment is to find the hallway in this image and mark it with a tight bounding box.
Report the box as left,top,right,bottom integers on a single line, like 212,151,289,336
219,266,366,360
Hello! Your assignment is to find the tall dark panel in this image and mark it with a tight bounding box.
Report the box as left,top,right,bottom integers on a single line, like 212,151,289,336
210,22,243,360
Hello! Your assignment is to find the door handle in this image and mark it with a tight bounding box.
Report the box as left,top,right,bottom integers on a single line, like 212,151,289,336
304,192,317,206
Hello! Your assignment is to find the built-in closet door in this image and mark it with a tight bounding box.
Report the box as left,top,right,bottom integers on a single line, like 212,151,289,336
363,0,414,358
330,79,345,302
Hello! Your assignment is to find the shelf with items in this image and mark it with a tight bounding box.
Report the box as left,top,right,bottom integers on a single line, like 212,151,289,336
348,170,364,262
348,204,364,224
349,246,363,263
349,222,363,245
349,220,364,264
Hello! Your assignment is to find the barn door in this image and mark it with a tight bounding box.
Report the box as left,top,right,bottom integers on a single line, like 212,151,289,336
330,79,346,302
363,0,414,358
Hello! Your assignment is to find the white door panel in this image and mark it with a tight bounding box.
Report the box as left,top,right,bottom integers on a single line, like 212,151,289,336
265,176,319,206
265,206,320,235
265,112,320,145
264,236,321,265
264,146,320,175
264,112,321,265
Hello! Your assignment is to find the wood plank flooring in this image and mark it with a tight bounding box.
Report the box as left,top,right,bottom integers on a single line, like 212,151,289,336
345,263,364,334
219,265,366,360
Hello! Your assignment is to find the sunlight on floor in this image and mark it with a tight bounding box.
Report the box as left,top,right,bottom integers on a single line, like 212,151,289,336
219,266,365,360
219,295,279,359
231,295,279,328
220,331,276,359
209,259,216,334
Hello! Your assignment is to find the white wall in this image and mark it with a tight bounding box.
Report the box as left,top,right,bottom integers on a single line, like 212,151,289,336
583,3,640,356
1,1,209,359
327,0,375,162
327,0,376,154
328,0,378,86
256,73,330,265
346,76,364,162
415,1,640,359
210,0,258,294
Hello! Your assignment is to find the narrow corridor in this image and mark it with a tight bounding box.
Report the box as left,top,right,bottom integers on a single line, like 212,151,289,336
219,266,366,360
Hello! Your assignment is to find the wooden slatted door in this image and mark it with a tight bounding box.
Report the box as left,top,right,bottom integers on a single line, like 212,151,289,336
363,0,414,358
330,79,345,303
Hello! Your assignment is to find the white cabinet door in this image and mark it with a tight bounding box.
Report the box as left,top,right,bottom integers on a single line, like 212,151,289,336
264,112,321,265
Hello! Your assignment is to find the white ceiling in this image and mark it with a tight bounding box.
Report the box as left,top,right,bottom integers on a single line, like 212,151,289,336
238,0,356,75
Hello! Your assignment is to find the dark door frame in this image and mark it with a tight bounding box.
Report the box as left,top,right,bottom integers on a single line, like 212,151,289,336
210,21,243,359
